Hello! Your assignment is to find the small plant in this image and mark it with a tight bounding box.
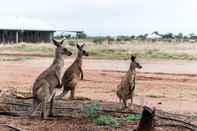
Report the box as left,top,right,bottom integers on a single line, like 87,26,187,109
96,115,121,128
93,38,104,44
83,101,101,118
192,113,197,119
127,114,142,122
68,40,76,46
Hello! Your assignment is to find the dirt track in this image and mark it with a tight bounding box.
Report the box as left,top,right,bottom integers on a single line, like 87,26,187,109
0,56,197,114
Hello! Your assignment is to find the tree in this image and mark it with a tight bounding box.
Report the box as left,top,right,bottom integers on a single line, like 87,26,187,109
116,36,130,41
130,35,136,39
106,36,114,44
189,33,197,39
76,32,87,39
162,33,174,39
64,34,71,39
136,34,147,40
176,33,183,39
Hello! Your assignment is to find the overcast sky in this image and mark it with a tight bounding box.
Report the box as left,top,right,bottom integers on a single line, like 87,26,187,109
0,0,197,36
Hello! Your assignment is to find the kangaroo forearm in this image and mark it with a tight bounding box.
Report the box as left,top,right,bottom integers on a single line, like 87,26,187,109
81,72,84,80
55,71,61,87
79,67,84,80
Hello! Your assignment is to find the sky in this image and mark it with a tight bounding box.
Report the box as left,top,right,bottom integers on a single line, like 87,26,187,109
0,0,197,36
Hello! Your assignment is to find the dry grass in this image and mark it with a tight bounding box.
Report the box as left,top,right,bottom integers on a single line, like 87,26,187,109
88,41,197,59
0,41,197,60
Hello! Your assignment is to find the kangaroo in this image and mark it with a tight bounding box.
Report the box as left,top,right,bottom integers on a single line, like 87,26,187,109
58,43,88,99
116,55,142,108
31,39,72,119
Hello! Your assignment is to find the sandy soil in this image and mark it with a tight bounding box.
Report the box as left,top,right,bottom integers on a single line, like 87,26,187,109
0,56,196,115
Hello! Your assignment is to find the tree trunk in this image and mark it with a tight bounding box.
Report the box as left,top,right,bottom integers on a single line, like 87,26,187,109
136,106,155,131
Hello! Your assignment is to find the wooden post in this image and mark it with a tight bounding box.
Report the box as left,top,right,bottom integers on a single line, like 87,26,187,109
136,106,155,131
16,31,18,43
2,30,5,43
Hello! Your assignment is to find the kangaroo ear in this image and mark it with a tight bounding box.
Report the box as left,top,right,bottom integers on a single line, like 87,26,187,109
60,39,65,45
130,55,136,62
81,43,85,48
52,39,60,47
77,44,81,49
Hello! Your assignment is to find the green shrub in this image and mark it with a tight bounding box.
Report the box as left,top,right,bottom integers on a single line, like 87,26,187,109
68,40,76,46
83,101,101,118
192,113,197,119
127,114,142,122
93,38,105,44
96,115,121,128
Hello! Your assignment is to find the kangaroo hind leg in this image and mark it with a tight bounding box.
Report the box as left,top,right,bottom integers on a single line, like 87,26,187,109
30,99,41,116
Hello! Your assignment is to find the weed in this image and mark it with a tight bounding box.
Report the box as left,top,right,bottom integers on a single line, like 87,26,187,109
83,101,101,118
192,113,197,119
127,114,142,122
67,40,76,46
96,115,121,128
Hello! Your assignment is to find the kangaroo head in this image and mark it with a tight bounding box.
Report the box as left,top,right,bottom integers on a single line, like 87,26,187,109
77,43,89,56
130,55,142,69
53,39,72,56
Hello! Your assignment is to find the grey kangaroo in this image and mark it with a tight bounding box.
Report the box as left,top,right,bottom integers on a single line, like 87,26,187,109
116,55,142,108
31,39,72,119
58,43,88,99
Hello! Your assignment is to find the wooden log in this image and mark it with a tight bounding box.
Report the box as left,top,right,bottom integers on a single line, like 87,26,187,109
135,106,155,131
0,91,143,118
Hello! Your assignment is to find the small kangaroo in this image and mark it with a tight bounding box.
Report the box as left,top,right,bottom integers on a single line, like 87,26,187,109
31,39,72,119
58,43,88,99
116,55,142,108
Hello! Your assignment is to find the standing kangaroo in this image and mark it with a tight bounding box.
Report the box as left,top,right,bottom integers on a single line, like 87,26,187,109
31,39,72,119
116,55,142,108
58,43,88,99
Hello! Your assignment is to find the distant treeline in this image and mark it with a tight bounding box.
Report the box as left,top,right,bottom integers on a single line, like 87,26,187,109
55,31,197,43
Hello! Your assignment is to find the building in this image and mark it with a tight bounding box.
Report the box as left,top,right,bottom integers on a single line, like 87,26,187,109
147,33,162,40
0,16,56,43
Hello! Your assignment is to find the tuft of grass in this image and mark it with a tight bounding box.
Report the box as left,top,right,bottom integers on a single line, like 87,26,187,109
96,115,121,128
0,56,32,61
83,101,101,118
67,40,76,47
146,94,165,98
192,113,197,119
127,114,142,122
89,49,129,60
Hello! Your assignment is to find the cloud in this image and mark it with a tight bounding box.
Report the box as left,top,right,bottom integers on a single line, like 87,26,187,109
0,0,197,35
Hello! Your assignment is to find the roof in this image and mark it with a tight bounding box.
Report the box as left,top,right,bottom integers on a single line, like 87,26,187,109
0,16,56,31
147,33,162,39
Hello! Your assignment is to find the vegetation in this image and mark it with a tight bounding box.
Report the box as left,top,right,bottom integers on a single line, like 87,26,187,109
82,102,141,128
127,114,142,122
96,115,121,128
56,31,197,42
192,113,197,119
83,101,101,118
2,31,197,60
1,41,197,60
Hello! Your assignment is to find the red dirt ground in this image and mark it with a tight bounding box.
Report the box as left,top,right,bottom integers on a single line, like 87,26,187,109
0,56,196,115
